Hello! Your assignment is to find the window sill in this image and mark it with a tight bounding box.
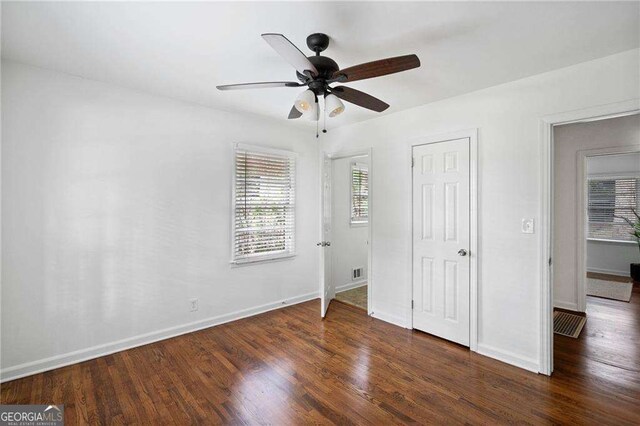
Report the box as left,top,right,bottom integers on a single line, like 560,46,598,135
230,253,296,267
350,221,369,228
587,238,637,245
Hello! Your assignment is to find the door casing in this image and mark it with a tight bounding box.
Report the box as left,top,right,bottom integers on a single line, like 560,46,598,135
408,129,478,352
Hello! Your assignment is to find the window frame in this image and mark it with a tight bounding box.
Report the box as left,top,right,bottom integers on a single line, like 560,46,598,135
350,161,369,226
230,143,298,265
586,173,640,243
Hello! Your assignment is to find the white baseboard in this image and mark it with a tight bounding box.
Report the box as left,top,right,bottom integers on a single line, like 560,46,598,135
476,343,539,373
1,291,319,383
336,280,367,293
371,309,408,329
587,267,630,277
553,300,579,312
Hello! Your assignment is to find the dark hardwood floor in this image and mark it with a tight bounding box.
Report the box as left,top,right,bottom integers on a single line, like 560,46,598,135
554,282,640,385
2,294,639,424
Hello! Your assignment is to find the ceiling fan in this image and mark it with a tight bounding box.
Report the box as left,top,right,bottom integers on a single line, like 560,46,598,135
217,33,420,125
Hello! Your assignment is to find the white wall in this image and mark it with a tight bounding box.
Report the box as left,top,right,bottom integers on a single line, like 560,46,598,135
585,153,640,277
331,156,368,291
1,61,319,380
554,116,640,310
323,49,640,372
587,240,638,277
587,152,640,176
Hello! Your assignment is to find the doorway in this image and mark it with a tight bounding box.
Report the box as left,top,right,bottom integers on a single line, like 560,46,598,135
540,110,640,376
320,150,372,317
410,130,478,348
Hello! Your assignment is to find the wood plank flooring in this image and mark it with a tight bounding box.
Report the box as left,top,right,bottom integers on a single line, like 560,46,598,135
2,295,639,424
335,285,368,310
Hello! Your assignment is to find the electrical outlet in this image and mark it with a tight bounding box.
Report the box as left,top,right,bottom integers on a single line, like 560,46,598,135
522,218,534,234
189,298,198,312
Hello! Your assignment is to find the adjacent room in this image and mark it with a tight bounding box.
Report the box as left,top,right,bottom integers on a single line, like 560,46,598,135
1,1,639,424
331,154,370,312
552,115,639,387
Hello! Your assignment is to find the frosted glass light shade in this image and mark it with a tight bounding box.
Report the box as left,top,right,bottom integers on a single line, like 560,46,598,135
294,90,315,114
325,94,345,118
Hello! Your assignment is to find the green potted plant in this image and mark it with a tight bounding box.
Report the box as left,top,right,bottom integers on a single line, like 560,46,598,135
618,208,640,282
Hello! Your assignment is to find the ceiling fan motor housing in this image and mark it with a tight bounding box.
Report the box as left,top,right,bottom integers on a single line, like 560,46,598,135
294,33,340,95
296,56,340,93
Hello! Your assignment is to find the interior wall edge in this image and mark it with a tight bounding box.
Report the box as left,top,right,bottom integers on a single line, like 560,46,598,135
0,291,319,383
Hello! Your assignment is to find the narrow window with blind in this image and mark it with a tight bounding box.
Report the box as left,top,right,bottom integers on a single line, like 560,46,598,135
232,145,296,264
350,162,369,225
587,176,640,242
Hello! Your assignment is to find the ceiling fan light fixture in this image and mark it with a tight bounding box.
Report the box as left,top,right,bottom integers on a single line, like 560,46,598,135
306,100,319,121
325,94,345,118
294,89,315,113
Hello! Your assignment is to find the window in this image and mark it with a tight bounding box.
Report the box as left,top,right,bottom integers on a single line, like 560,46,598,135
587,176,639,241
350,162,369,225
232,145,296,263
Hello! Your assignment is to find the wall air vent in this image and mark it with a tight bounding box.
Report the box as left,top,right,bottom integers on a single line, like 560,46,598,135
352,267,364,281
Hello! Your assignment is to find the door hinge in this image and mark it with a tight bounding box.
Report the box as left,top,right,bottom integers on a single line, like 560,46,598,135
549,257,552,267
411,300,414,309
411,157,415,168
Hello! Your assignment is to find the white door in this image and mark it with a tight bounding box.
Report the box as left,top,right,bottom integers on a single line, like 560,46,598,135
320,155,334,317
412,138,470,346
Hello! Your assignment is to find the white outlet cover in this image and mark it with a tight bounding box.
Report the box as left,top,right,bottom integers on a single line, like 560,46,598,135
189,298,198,312
522,218,535,234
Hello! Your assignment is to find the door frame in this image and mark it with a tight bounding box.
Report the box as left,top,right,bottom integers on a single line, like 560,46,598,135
539,99,640,376
408,129,478,352
319,148,374,315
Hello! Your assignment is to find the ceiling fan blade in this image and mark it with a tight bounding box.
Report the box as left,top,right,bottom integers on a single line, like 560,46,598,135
331,86,389,112
262,33,318,77
288,105,302,119
217,81,302,91
332,54,420,83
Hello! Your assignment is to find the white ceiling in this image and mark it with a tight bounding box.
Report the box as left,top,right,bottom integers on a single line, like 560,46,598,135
2,2,638,128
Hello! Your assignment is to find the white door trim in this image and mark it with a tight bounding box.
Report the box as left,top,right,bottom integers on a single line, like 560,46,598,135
539,99,640,376
408,129,478,352
320,148,374,315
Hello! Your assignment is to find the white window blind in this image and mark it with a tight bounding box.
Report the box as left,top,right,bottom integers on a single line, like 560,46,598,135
351,162,369,224
232,145,296,263
587,176,639,241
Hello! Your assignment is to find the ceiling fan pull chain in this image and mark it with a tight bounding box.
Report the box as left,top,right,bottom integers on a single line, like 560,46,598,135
323,99,327,134
315,96,319,138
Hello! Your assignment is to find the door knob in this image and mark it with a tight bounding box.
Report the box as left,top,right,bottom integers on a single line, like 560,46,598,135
317,241,331,247
458,249,468,256
325,242,331,247
316,242,323,246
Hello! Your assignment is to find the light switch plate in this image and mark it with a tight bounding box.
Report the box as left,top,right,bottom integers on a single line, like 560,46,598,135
522,218,535,234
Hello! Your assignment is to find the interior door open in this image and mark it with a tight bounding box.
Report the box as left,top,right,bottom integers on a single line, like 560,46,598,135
320,154,334,317
412,138,471,346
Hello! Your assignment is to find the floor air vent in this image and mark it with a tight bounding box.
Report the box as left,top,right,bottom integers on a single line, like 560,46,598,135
553,311,586,338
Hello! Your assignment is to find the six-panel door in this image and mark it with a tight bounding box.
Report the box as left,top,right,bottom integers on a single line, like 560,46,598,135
412,138,470,346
